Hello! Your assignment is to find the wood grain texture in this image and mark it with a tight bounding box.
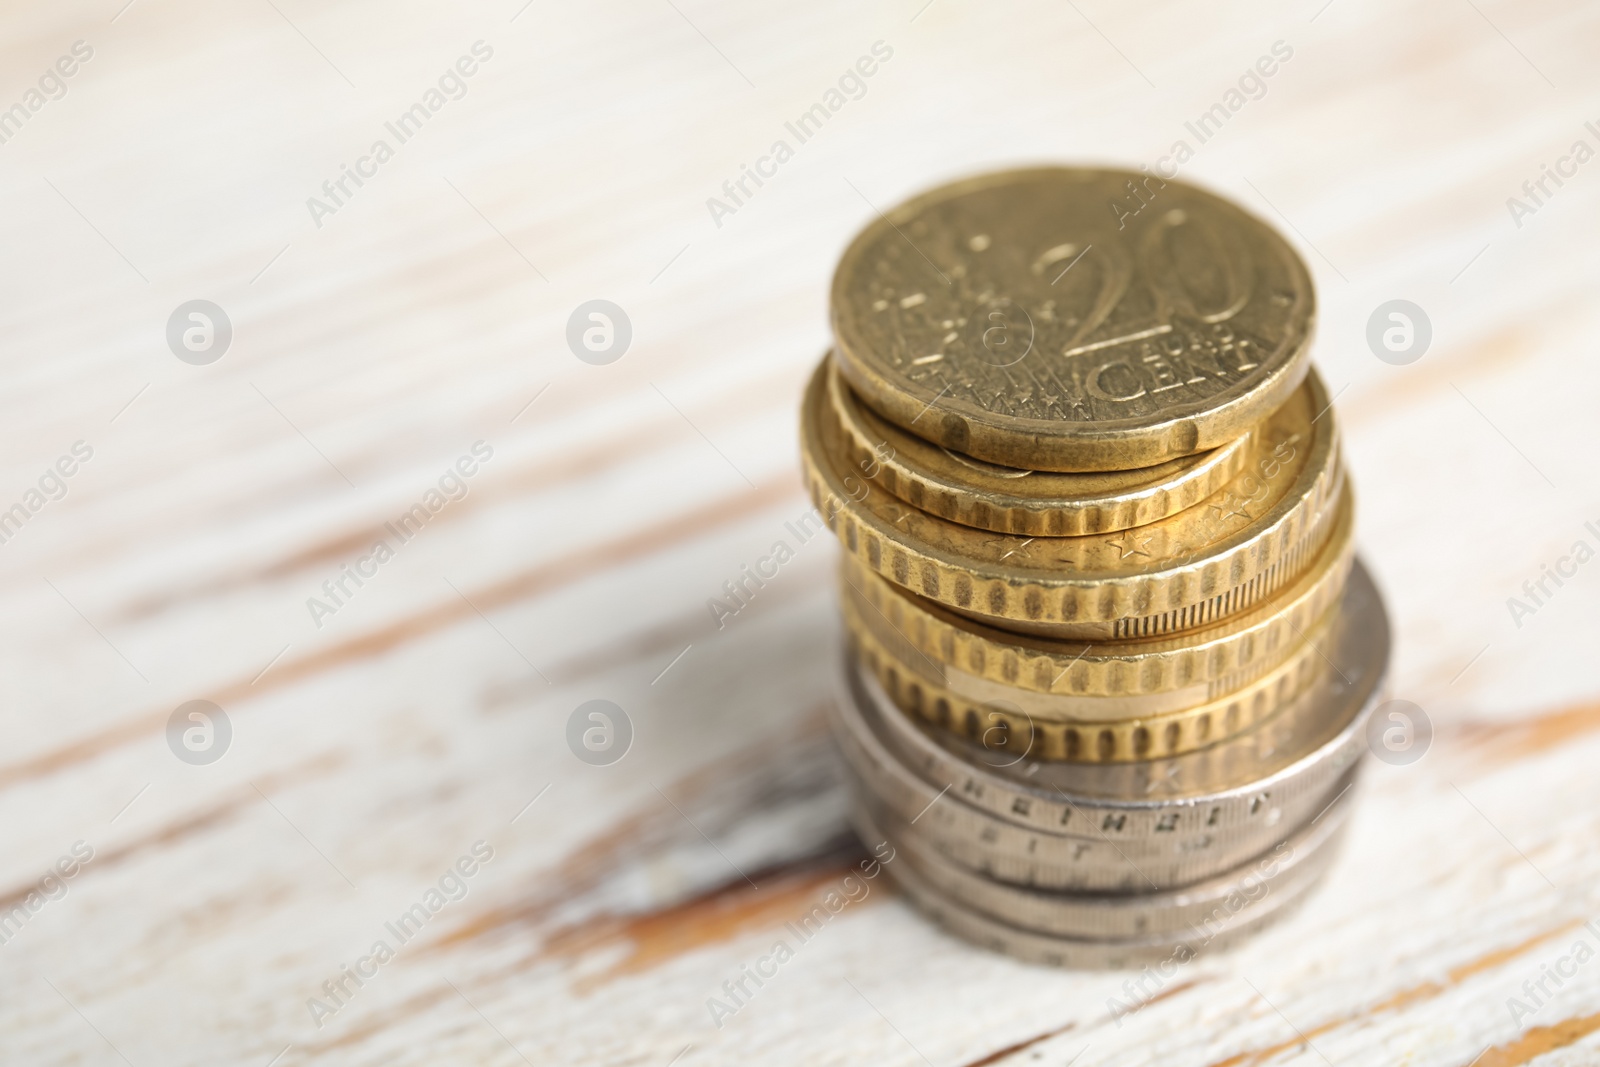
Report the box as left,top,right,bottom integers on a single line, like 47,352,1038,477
1,0,1598,1064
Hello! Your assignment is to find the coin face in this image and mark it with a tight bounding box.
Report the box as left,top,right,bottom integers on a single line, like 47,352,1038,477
826,357,1255,536
831,168,1315,471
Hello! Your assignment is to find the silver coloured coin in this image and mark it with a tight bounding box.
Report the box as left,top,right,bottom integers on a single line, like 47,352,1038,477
853,777,1350,940
881,825,1337,969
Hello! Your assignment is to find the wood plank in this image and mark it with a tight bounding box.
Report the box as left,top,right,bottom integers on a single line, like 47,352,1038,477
1,1,1598,1064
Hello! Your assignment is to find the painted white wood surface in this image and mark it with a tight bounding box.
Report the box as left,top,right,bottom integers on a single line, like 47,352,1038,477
1,1,1598,1064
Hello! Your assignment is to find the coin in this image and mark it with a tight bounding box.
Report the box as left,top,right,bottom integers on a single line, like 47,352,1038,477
825,356,1255,536
846,593,1333,762
854,781,1350,941
852,760,1358,895
802,355,1344,638
833,662,1365,891
828,559,1388,890
876,814,1339,969
838,490,1353,711
830,167,1315,472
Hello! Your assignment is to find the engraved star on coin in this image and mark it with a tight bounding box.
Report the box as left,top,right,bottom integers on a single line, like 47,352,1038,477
999,538,1035,562
1142,761,1183,796
1207,495,1254,523
1106,532,1153,559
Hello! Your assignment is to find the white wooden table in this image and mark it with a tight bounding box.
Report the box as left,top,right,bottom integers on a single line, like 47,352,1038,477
3,1,1599,1064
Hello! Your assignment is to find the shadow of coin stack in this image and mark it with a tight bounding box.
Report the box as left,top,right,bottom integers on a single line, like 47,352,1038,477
799,168,1392,967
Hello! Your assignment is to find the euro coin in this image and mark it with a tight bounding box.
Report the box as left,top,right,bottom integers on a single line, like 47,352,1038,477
852,781,1350,941
825,355,1255,536
801,354,1343,639
874,809,1340,969
845,593,1334,762
837,489,1352,710
830,167,1315,471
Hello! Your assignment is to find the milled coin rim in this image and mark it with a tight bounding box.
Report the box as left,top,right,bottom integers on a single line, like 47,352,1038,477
825,356,1256,536
802,355,1345,637
833,678,1366,891
827,556,1387,890
846,597,1335,762
838,489,1355,702
829,166,1317,472
832,700,1256,891
851,559,1388,830
834,557,1388,825
831,652,1375,891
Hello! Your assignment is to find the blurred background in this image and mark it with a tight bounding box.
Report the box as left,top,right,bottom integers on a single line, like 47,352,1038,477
2,1,1598,1064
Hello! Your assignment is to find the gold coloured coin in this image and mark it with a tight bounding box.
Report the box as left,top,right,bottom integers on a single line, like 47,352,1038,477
831,167,1316,472
845,595,1334,761
837,493,1354,707
801,355,1344,639
825,357,1254,536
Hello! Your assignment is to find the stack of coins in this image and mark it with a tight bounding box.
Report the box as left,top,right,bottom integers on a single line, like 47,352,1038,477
799,168,1391,967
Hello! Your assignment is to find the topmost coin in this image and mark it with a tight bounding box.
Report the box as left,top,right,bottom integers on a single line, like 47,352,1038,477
831,167,1315,472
